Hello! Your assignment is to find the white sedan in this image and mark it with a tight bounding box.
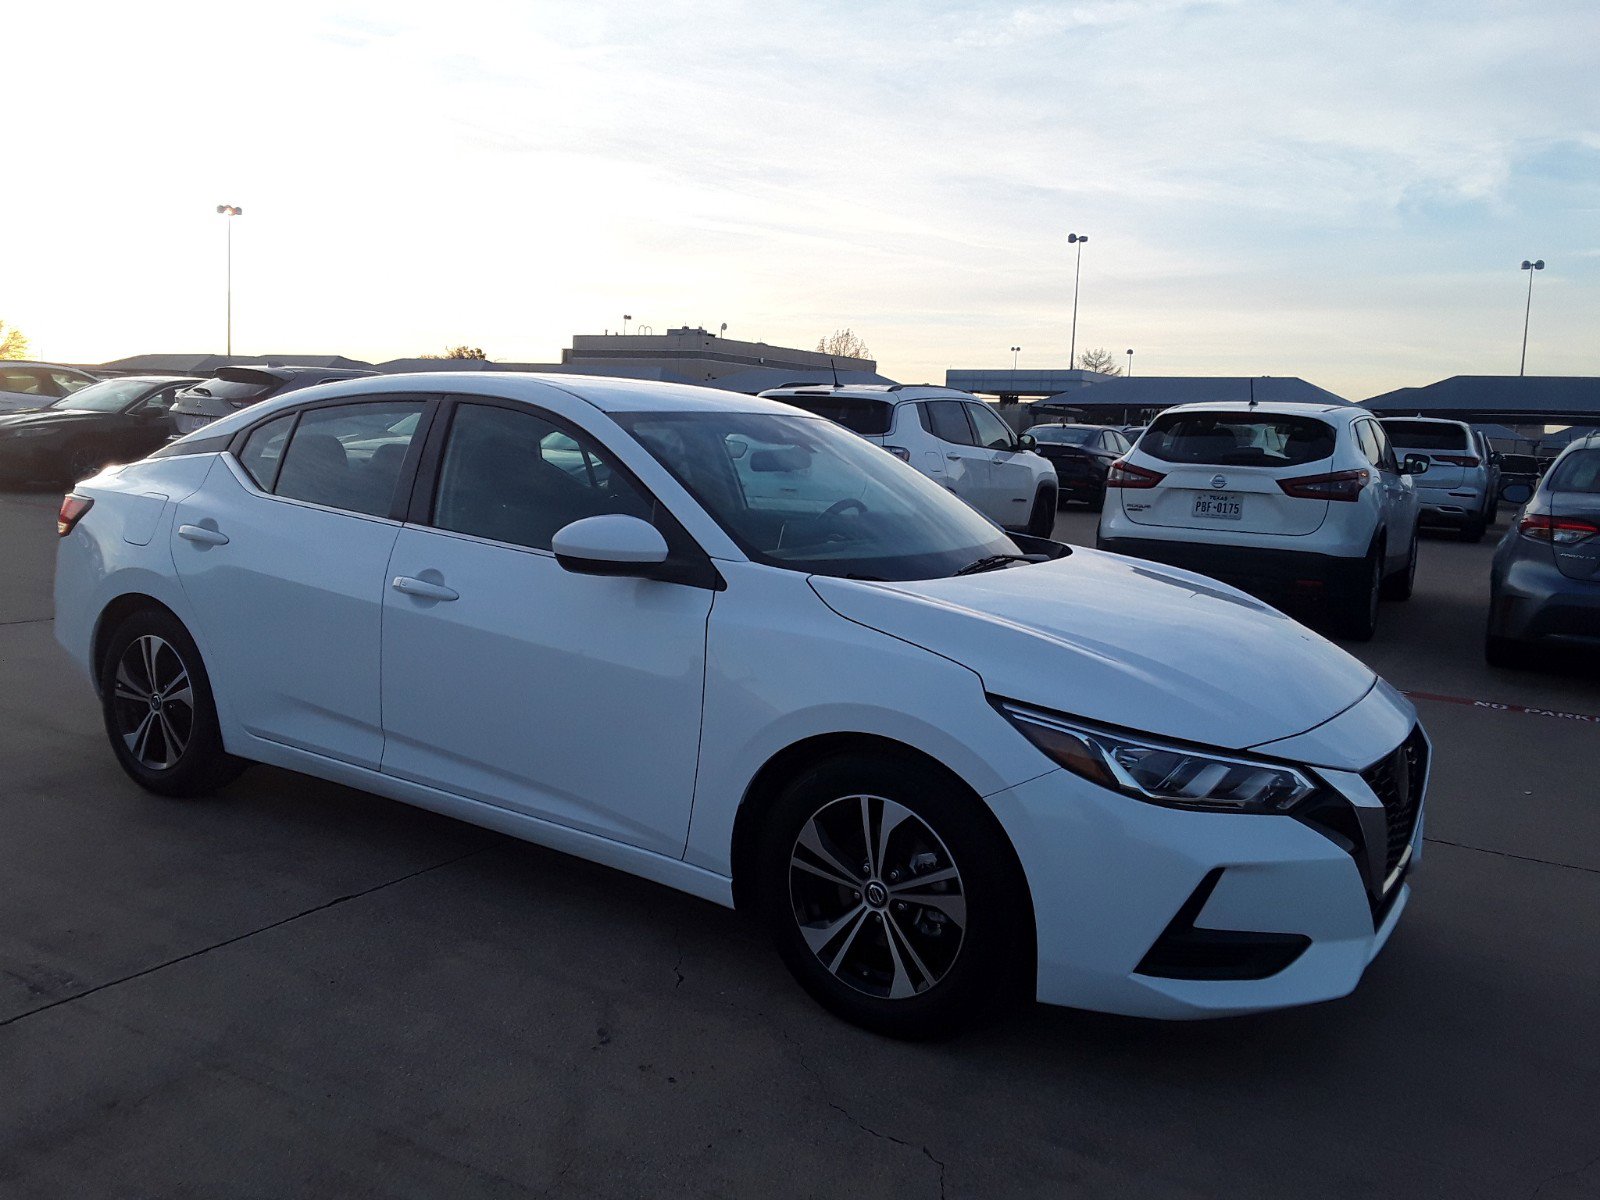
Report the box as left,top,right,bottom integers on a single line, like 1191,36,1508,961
55,373,1428,1037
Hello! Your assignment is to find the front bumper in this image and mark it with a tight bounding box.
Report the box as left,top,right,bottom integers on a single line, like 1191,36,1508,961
987,702,1426,1019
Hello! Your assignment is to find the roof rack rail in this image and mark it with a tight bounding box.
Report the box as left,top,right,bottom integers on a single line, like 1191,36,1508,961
774,380,827,388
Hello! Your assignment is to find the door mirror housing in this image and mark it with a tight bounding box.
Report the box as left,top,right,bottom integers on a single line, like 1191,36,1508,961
552,515,670,578
1491,451,1505,465
1401,454,1429,476
1017,433,1037,450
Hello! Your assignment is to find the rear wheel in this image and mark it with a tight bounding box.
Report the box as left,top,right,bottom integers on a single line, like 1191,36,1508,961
99,608,243,797
1462,515,1487,543
64,442,106,484
1025,485,1057,538
1485,633,1530,669
757,754,1029,1040
1337,549,1382,641
1382,535,1418,601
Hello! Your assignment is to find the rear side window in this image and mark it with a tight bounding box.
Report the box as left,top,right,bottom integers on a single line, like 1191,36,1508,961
778,394,892,436
238,413,296,490
1547,450,1600,494
923,400,975,446
1140,413,1336,467
270,401,427,516
1380,420,1468,451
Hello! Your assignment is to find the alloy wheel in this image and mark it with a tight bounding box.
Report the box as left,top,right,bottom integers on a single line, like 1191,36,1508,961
111,635,194,770
788,794,966,1000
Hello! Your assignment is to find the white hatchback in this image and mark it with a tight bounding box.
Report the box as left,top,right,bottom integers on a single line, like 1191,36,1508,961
758,384,1059,537
1097,401,1427,640
56,374,1428,1037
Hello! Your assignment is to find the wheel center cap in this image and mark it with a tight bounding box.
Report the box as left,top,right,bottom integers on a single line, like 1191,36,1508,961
864,881,889,908
149,694,162,711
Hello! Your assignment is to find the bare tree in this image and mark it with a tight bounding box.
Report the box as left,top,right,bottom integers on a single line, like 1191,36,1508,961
815,329,872,361
1078,347,1123,375
421,345,488,360
0,319,29,360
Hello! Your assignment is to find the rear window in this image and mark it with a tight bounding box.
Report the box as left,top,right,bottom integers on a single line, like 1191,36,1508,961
1380,420,1468,451
1140,413,1336,467
1030,426,1096,445
777,394,892,436
180,376,274,408
1547,450,1600,494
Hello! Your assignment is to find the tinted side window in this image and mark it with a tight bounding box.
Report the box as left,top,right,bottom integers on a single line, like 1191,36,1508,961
273,401,426,517
925,400,975,446
1353,422,1381,467
966,403,1015,451
238,413,296,490
432,403,654,551
1369,422,1399,471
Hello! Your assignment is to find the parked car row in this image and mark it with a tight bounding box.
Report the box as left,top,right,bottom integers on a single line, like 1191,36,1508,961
55,370,1430,1037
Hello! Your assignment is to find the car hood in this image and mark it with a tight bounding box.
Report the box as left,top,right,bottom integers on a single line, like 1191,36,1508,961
809,549,1377,751
0,409,91,431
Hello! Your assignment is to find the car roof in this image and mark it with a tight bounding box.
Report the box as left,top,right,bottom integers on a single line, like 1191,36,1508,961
759,384,972,405
1377,416,1470,427
95,375,200,385
1,361,98,373
1033,422,1118,431
1157,400,1357,418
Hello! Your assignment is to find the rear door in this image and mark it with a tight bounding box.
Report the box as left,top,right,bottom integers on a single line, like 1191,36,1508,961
1125,411,1336,536
921,400,986,511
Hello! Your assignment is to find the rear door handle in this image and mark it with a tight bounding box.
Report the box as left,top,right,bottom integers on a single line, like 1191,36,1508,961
177,524,229,546
947,453,963,461
391,576,459,602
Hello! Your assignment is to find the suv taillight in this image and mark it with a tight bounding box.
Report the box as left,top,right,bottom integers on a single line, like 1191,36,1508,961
1105,460,1165,489
1519,514,1598,544
1278,467,1370,502
58,494,93,537
1432,454,1481,467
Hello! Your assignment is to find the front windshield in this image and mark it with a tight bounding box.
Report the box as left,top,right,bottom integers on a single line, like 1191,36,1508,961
49,378,154,413
1031,426,1095,445
614,410,1021,580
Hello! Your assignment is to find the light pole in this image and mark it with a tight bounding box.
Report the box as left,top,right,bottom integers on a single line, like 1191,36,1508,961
1011,345,1021,369
1067,232,1088,370
1126,348,1134,377
216,205,243,356
1519,259,1544,376
623,314,632,335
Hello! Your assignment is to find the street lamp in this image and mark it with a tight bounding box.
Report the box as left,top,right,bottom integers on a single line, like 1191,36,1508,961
623,314,632,335
1010,345,1021,369
215,204,243,356
1519,259,1545,376
1126,348,1134,377
1067,232,1088,370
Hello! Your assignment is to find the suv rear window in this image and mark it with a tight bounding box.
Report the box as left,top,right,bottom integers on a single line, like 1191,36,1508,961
776,394,892,436
1380,420,1468,451
180,376,274,408
1140,413,1336,467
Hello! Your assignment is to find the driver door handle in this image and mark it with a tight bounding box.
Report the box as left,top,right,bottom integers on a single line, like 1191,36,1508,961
947,453,963,461
177,524,229,546
391,576,459,602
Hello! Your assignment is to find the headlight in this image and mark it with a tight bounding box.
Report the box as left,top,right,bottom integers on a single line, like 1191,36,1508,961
995,699,1318,813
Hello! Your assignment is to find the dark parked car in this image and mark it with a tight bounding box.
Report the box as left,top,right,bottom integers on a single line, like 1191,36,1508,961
1487,432,1600,666
1027,423,1132,509
170,365,377,435
0,375,197,484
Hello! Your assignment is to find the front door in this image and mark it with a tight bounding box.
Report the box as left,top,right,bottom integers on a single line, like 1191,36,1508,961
965,402,1036,525
379,400,714,857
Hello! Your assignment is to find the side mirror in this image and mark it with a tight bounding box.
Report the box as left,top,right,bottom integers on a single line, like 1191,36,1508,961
1491,451,1505,465
1017,433,1037,450
551,515,669,578
1402,454,1429,476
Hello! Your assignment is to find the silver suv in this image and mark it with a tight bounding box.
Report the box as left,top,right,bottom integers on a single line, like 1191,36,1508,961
759,385,1059,537
1379,418,1498,541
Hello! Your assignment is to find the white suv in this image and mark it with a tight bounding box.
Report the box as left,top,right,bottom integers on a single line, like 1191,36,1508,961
759,385,1059,537
1379,417,1498,542
1097,401,1427,639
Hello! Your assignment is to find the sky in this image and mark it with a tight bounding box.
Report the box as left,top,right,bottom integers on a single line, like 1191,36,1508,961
5,0,1597,399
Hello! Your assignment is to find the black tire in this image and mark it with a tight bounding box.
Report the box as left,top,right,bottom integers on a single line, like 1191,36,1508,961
1336,549,1382,641
1382,535,1418,601
1462,516,1487,543
756,754,1030,1040
64,442,107,484
1485,634,1529,670
1025,485,1057,538
1087,487,1105,513
99,607,244,797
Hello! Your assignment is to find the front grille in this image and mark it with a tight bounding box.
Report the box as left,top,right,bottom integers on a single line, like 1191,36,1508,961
1361,726,1428,881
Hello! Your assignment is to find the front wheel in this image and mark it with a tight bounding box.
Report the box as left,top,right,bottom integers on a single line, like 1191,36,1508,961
100,608,244,797
64,442,107,484
1025,485,1057,538
757,755,1030,1040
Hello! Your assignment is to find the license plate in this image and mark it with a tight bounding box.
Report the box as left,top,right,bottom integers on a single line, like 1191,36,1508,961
1192,492,1243,520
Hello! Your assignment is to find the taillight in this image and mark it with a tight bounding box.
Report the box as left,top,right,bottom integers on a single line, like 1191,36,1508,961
58,494,94,537
1105,460,1165,489
883,445,911,462
1432,454,1480,468
1278,467,1370,502
1519,514,1599,544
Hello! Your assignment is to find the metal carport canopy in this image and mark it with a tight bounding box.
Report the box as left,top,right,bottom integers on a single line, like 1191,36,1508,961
1363,376,1600,424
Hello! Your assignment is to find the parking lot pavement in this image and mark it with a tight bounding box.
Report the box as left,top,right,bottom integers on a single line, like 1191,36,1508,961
3,488,1598,1199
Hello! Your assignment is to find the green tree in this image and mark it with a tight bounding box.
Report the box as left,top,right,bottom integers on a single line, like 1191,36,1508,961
1078,347,1122,375
816,328,872,361
422,345,488,360
0,319,30,360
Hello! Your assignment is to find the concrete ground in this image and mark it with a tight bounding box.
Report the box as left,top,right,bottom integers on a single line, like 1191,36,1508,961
1,486,1597,1199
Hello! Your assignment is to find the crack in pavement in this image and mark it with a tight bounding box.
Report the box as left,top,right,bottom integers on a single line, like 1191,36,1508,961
1423,836,1600,877
0,847,491,1030
1528,1149,1600,1199
825,1100,949,1200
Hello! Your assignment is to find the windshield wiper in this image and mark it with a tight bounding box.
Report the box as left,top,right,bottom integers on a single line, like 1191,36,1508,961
953,554,1034,577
